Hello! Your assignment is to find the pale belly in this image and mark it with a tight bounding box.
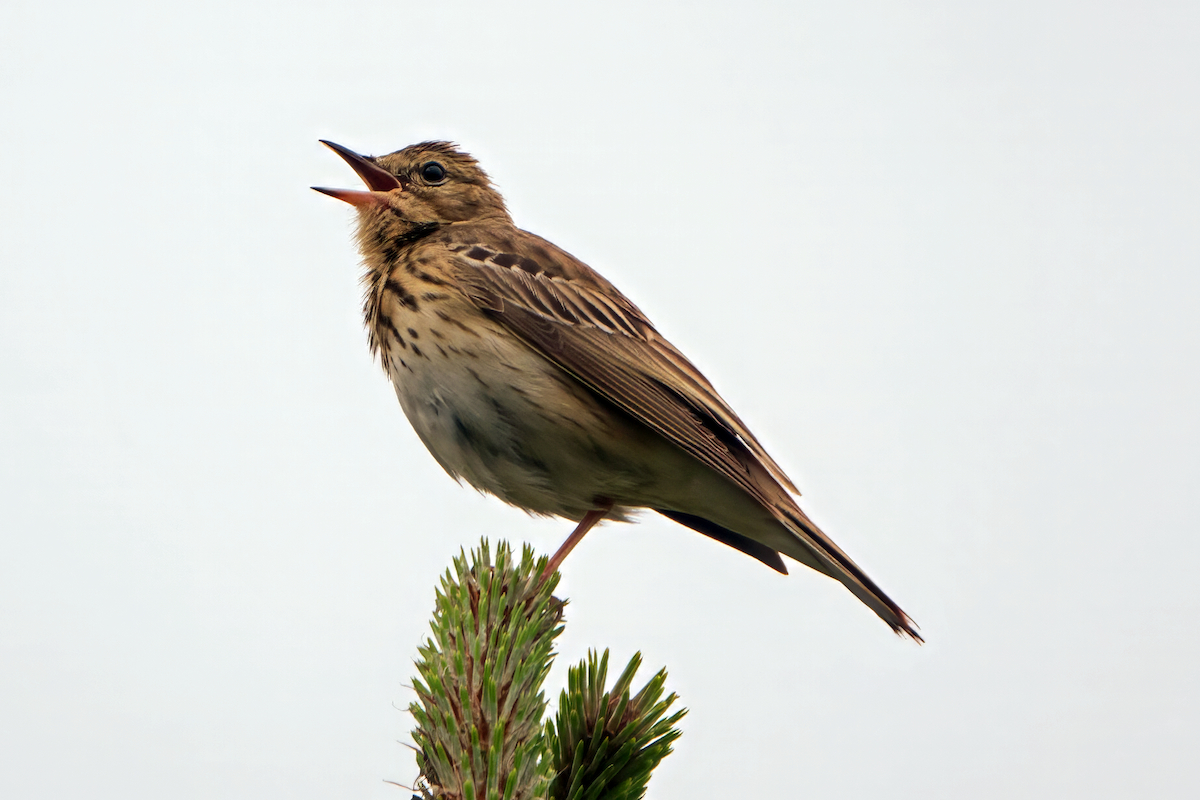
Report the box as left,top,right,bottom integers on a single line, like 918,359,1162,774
380,304,669,521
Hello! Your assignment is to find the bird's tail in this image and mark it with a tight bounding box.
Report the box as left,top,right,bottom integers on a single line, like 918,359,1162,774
773,503,922,642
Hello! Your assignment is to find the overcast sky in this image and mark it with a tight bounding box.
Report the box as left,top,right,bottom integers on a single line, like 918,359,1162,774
2,1,1197,798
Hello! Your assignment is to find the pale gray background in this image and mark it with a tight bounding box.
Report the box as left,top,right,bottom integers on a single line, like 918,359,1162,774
2,1,1197,798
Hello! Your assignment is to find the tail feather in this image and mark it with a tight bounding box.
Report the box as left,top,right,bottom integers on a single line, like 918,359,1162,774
775,504,922,642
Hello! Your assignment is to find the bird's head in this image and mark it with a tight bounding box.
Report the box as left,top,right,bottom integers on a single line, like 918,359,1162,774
314,140,511,240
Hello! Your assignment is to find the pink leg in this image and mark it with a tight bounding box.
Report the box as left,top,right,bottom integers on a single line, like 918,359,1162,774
541,501,613,582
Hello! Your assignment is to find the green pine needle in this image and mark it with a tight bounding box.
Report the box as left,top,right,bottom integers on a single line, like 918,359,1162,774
544,650,686,800
410,540,563,800
407,541,684,800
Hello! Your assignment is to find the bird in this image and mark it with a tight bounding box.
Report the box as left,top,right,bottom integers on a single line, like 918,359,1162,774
313,140,920,640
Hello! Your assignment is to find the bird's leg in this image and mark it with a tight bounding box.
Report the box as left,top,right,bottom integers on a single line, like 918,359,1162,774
541,499,613,582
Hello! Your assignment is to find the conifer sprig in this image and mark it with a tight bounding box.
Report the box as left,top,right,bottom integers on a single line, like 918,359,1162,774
410,541,563,800
544,650,686,800
406,541,683,800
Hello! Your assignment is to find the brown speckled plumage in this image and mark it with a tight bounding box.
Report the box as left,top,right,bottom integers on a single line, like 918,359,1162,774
314,140,920,640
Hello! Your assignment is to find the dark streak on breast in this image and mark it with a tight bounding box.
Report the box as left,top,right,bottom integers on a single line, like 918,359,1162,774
412,269,450,286
465,366,489,388
384,278,419,311
380,315,408,349
511,385,546,411
452,414,479,448
445,317,482,339
380,222,440,266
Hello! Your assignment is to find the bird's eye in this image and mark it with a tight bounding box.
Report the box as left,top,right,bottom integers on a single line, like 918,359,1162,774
420,162,447,183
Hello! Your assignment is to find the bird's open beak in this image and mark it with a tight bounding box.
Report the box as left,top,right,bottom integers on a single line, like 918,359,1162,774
311,186,386,208
312,140,402,208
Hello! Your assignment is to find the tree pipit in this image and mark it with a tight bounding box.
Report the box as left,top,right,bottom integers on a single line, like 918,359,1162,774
314,140,920,640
